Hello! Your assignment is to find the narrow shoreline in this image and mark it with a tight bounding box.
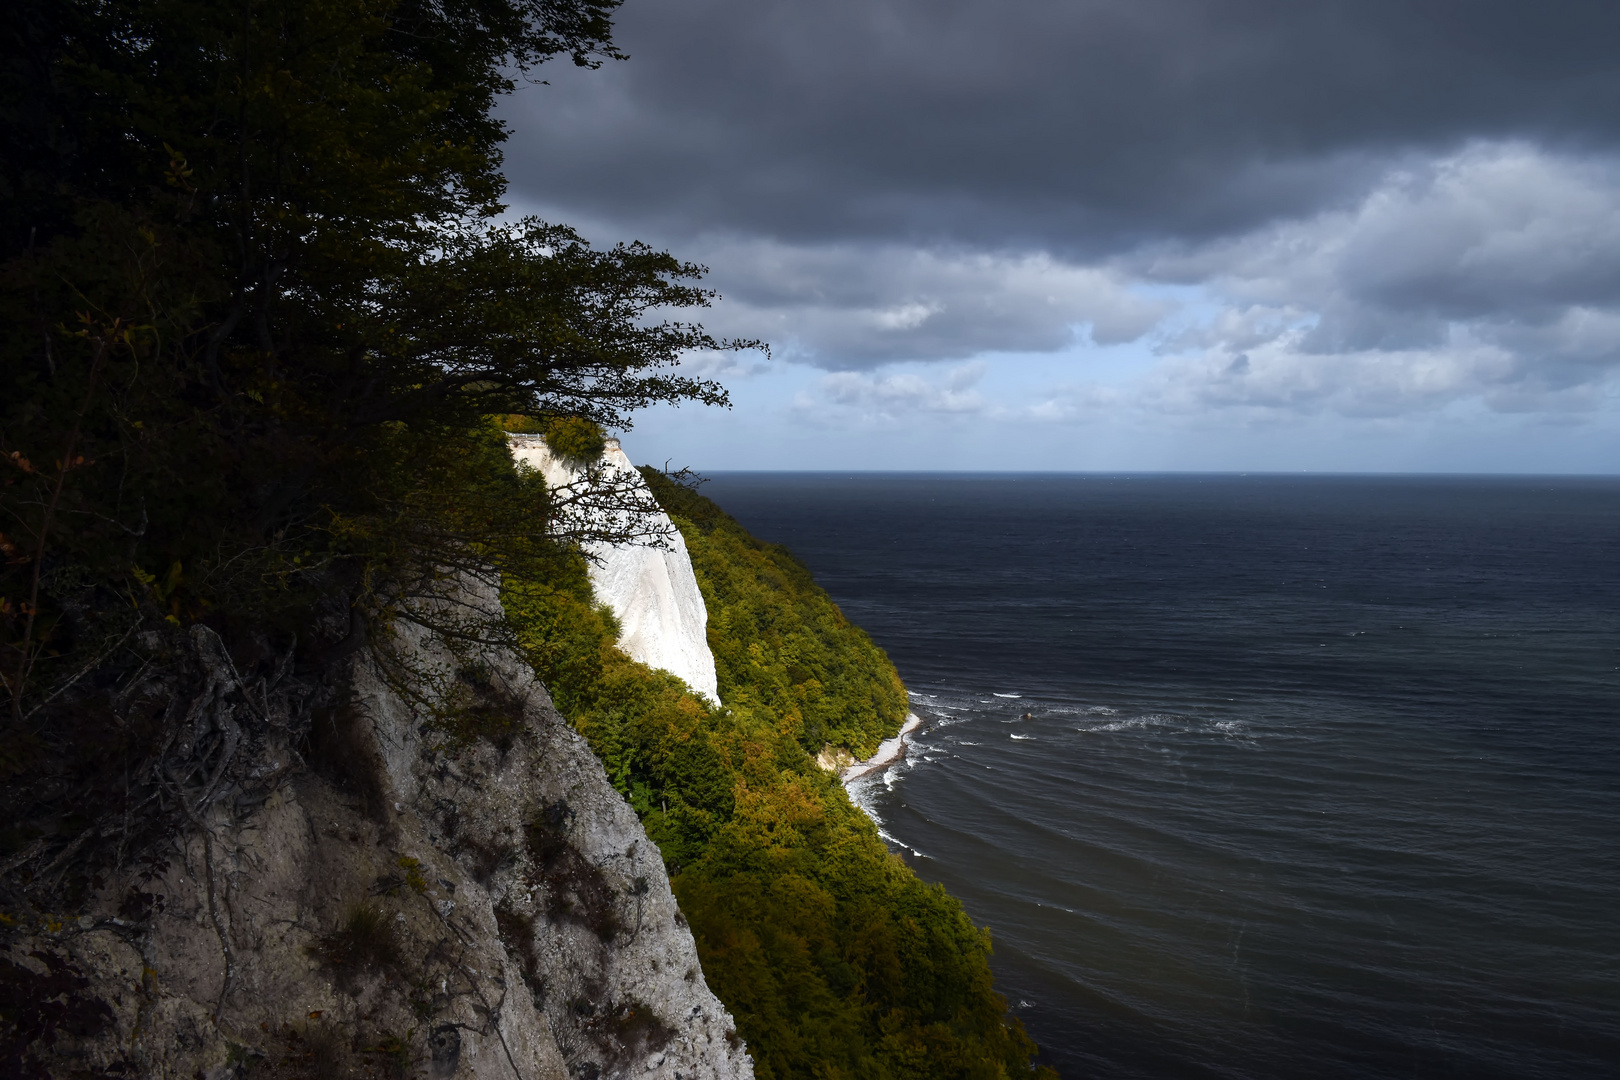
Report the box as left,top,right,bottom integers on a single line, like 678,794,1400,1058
841,711,924,783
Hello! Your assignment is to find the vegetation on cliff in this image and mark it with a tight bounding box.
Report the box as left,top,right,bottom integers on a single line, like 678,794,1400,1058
1,0,740,744
641,469,909,760
503,476,1054,1080
3,3,1052,1076
0,2,743,1056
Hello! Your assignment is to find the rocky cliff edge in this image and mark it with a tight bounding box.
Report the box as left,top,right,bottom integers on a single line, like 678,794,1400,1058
1,578,752,1080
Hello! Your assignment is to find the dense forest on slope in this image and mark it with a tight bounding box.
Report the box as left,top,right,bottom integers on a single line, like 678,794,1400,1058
503,473,1054,1080
641,469,908,760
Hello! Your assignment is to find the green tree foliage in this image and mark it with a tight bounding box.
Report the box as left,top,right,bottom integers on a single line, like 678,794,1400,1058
503,479,1055,1080
541,417,610,465
0,0,747,731
641,468,909,759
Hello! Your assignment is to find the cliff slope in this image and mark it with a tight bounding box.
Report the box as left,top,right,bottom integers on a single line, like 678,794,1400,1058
1,580,750,1080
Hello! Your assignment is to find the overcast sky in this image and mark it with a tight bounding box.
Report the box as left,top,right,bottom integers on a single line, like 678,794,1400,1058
502,0,1620,472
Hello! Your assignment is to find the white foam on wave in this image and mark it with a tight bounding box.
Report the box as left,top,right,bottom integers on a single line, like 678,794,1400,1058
1077,712,1264,746
840,713,944,859
842,771,883,822
877,825,927,859
1089,712,1184,733
993,692,1023,699
1047,703,1118,717
1010,733,1036,740
842,757,926,861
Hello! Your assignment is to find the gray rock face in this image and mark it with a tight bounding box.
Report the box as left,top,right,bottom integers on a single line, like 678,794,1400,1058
5,583,752,1080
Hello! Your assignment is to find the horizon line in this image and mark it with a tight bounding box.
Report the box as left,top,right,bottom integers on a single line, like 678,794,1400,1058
669,468,1620,478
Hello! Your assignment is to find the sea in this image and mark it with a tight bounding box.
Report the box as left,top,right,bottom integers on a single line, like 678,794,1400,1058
698,473,1620,1080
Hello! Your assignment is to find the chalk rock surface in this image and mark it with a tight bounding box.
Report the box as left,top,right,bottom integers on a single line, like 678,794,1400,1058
508,435,720,705
4,581,751,1080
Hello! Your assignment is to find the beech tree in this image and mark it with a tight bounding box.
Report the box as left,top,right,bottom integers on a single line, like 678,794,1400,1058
0,0,749,727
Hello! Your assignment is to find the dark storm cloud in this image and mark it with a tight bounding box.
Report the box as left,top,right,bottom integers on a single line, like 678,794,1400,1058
503,0,1620,252
1131,145,1620,416
676,240,1167,367
499,0,1620,420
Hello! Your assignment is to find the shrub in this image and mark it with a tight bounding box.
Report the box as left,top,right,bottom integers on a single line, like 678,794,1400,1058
544,417,609,465
313,902,400,981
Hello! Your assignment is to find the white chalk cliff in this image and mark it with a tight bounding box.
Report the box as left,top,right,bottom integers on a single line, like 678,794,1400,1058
509,434,721,705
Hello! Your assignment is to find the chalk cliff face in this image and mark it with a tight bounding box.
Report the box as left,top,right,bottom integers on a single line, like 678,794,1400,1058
4,581,751,1080
507,435,720,705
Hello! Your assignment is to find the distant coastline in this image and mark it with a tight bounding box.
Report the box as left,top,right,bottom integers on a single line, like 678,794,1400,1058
843,711,925,782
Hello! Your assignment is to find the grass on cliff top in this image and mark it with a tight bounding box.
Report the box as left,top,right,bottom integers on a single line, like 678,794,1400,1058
501,473,1053,1080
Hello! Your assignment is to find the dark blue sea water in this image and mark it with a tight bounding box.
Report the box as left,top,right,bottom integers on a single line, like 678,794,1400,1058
698,473,1620,1080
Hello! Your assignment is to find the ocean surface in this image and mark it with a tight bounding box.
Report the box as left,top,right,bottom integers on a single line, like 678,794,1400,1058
698,473,1620,1080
